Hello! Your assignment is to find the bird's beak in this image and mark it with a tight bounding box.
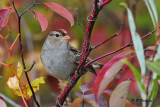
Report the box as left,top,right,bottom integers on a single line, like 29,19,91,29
62,35,71,40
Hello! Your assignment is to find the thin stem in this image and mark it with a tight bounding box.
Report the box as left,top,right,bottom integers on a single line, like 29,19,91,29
11,1,19,17
19,3,36,17
91,32,119,50
10,34,20,50
84,27,158,68
78,28,121,72
11,1,40,107
85,43,130,68
18,86,28,107
25,61,36,72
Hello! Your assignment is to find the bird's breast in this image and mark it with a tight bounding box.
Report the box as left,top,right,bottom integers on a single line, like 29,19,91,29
41,49,76,80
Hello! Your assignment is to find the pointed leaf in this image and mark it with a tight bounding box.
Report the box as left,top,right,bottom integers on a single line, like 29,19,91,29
94,50,133,100
22,77,45,98
0,8,11,30
144,0,158,29
109,81,131,107
146,60,160,75
70,98,83,107
28,10,48,31
43,2,74,26
120,2,146,76
123,59,147,103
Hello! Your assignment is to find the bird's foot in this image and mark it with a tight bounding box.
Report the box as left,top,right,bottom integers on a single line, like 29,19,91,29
68,75,74,85
76,70,87,76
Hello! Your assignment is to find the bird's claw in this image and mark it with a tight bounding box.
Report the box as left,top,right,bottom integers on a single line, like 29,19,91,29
68,76,74,85
76,70,87,76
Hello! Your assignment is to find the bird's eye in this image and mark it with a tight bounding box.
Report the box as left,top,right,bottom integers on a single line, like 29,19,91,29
55,34,59,37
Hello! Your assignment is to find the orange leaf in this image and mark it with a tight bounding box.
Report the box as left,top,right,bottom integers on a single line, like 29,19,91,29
43,2,74,26
70,98,83,107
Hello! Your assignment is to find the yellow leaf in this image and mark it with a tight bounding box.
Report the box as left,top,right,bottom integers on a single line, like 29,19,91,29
24,77,45,98
12,77,45,98
7,76,19,90
17,62,23,77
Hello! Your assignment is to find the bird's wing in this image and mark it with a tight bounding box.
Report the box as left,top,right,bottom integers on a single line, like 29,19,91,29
68,45,81,65
68,45,98,75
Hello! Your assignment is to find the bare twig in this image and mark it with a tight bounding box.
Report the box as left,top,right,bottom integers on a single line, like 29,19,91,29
84,26,160,68
24,61,36,72
92,21,124,50
10,1,40,106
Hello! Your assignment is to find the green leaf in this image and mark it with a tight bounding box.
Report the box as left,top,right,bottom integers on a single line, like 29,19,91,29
144,0,158,29
146,60,160,75
123,59,147,105
154,44,160,61
120,2,146,76
148,78,158,107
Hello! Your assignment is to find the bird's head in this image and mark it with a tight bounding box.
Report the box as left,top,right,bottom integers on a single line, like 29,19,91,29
44,29,71,49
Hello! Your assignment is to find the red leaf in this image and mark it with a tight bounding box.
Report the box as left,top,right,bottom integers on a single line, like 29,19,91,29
0,8,11,30
43,2,74,26
93,50,134,101
28,10,48,31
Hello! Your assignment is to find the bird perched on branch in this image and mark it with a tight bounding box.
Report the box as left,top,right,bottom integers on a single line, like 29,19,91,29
40,29,103,80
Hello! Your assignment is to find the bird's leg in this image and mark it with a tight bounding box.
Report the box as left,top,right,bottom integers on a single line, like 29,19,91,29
76,69,87,76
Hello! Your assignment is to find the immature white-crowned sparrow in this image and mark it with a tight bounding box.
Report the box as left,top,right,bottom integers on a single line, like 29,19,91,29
40,29,103,80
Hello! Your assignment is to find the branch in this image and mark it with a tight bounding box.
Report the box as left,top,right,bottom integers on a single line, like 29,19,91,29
24,61,36,72
100,0,112,7
92,21,124,50
55,0,112,106
84,27,159,68
10,1,40,107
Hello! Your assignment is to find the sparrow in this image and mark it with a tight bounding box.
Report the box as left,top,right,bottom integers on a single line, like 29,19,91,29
40,29,103,80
